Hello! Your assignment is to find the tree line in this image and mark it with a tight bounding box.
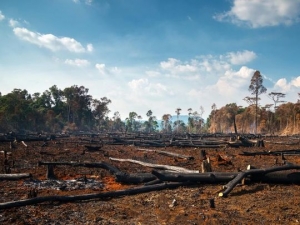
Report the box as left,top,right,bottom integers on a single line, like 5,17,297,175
0,71,299,134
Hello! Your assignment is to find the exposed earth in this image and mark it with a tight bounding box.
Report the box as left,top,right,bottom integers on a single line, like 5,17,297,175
1,134,300,225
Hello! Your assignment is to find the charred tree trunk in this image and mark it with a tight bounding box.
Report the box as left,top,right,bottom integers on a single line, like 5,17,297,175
0,182,192,209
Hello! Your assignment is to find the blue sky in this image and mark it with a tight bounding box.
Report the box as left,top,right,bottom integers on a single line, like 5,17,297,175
0,0,300,120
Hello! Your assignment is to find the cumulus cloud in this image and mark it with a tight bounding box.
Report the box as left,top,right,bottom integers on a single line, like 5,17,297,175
274,78,290,92
64,58,90,67
291,76,300,87
13,27,93,53
214,0,300,28
226,50,256,65
275,76,300,92
215,66,255,95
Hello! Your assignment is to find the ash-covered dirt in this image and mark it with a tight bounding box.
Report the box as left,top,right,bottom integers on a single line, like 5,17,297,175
1,136,300,225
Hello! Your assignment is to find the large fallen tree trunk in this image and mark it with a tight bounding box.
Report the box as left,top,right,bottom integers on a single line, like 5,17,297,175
115,172,157,184
240,149,300,156
109,157,199,173
137,148,194,160
152,169,300,184
219,163,300,197
152,170,237,183
0,182,192,209
0,173,32,180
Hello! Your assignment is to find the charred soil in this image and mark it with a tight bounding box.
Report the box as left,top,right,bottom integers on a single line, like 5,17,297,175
0,135,300,224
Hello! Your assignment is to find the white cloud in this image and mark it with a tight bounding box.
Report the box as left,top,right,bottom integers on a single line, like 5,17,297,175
9,19,19,27
95,63,107,75
157,50,255,80
274,78,290,93
95,63,121,75
87,43,93,52
128,78,173,96
13,27,92,53
291,76,300,87
0,11,5,21
274,76,300,93
160,58,198,74
214,0,300,28
226,50,256,65
64,58,90,67
215,66,255,95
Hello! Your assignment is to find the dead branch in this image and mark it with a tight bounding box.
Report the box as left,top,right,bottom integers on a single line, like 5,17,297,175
0,173,32,180
109,157,199,173
137,148,194,160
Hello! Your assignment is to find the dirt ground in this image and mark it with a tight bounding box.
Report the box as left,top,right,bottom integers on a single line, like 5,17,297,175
1,135,300,225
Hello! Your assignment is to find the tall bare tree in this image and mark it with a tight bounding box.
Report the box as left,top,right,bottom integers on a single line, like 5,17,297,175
248,71,267,134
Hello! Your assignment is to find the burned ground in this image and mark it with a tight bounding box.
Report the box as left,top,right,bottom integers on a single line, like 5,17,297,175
0,135,300,224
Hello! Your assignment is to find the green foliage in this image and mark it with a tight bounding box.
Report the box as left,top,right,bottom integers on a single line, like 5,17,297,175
0,86,111,133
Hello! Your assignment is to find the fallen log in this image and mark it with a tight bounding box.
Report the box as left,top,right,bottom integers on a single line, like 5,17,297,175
137,148,194,160
219,164,300,197
84,145,103,151
251,171,300,184
0,182,192,209
240,149,300,156
109,157,199,173
0,173,32,180
152,170,237,183
115,172,157,184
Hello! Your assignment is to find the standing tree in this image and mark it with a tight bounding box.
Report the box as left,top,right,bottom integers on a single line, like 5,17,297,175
175,108,181,133
225,103,239,135
187,108,193,133
248,71,267,134
125,112,138,132
112,111,123,131
268,92,286,111
92,97,111,131
211,103,217,133
162,114,172,133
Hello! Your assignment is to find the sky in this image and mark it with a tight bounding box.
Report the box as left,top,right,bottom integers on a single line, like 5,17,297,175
0,0,300,120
